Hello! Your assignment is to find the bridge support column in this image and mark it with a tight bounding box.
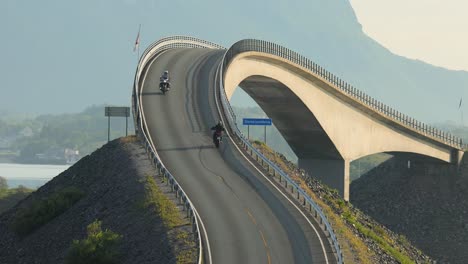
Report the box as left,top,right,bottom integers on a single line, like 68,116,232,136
298,158,350,201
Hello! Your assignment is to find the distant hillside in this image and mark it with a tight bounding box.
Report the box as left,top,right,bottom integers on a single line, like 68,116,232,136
0,105,134,164
2,0,467,124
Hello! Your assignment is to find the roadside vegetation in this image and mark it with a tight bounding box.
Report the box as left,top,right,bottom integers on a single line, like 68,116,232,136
175,231,197,264
141,175,183,228
11,186,84,236
0,176,33,214
250,140,431,264
140,175,196,263
65,220,122,264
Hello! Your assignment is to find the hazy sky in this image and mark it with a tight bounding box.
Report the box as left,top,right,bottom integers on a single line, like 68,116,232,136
1,0,467,121
349,0,468,72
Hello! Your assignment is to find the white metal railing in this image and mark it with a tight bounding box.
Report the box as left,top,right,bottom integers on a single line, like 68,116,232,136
132,36,224,264
222,39,467,151
134,35,465,264
216,43,345,264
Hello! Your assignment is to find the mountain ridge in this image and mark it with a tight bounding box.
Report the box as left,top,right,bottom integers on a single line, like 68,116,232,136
2,0,467,123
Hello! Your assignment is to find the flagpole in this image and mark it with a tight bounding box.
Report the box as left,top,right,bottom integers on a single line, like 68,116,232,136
137,24,141,61
462,109,464,127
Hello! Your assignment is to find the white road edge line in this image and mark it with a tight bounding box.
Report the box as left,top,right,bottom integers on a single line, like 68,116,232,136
139,50,213,264
213,60,331,264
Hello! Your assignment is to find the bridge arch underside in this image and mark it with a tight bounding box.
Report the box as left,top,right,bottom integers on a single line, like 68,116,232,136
239,75,341,161
223,52,457,200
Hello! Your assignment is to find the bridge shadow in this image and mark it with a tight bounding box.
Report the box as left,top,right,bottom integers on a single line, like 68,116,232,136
140,91,165,96
157,145,215,152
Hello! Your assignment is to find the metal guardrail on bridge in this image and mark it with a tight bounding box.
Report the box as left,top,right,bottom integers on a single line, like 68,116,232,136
133,35,463,264
222,39,467,151
217,40,345,263
133,36,224,264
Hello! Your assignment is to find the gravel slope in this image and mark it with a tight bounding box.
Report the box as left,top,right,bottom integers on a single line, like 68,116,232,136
0,137,196,264
351,154,468,263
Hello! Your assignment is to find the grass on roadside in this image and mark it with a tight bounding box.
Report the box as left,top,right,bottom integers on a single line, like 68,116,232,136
140,175,196,263
119,135,137,144
141,175,182,228
251,142,373,262
175,231,197,264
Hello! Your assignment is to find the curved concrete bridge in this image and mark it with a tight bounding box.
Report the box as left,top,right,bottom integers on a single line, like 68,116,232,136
136,36,466,204
134,36,467,263
222,40,467,200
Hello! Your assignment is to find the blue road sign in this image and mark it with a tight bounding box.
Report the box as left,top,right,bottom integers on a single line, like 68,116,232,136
243,118,272,126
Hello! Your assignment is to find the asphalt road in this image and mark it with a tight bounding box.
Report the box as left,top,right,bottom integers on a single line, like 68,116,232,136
140,48,335,264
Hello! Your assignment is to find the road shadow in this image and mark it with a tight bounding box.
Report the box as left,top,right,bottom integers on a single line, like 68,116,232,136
157,145,214,152
140,92,166,96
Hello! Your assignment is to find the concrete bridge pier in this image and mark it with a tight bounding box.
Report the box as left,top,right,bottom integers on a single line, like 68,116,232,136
298,158,350,201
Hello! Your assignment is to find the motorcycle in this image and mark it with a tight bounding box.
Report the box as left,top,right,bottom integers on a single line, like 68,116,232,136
213,130,222,148
159,78,170,95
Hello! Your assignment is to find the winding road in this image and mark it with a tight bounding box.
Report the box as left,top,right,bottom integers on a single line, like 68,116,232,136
140,48,335,263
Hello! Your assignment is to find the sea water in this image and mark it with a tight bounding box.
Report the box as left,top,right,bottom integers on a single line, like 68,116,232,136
0,163,70,189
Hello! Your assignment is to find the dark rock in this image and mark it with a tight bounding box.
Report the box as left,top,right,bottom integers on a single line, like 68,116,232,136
351,155,468,263
0,137,196,264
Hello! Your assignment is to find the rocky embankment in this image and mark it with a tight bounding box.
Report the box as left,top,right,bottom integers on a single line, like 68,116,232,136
351,154,468,263
0,136,196,264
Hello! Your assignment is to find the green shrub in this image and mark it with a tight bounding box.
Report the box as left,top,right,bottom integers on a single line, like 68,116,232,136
253,140,264,145
66,220,121,264
12,186,84,236
0,176,7,190
0,186,33,214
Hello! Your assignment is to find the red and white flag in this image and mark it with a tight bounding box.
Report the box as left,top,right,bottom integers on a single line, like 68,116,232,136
133,25,141,52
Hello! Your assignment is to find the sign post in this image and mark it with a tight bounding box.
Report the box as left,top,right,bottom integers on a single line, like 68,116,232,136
105,106,131,142
242,118,272,144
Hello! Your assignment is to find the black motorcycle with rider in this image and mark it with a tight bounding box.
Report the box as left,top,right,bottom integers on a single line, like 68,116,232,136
159,70,171,95
211,121,225,148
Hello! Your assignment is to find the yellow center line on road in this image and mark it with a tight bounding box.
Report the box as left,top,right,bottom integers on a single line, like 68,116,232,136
259,230,272,264
245,208,257,226
245,208,272,264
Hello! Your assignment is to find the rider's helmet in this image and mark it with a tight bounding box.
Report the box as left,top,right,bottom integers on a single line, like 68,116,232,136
164,70,169,75
218,120,223,127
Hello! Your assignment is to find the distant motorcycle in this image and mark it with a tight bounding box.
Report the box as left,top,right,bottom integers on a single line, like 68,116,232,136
159,78,170,95
213,130,223,148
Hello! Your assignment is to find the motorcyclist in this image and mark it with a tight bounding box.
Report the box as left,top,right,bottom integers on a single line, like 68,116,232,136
161,70,169,81
211,121,225,143
160,70,170,89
